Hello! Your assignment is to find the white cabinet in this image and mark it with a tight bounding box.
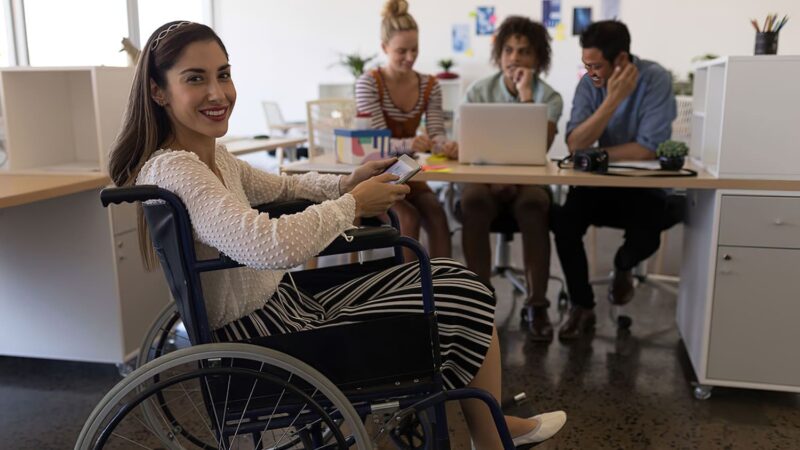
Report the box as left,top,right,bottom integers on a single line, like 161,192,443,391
678,190,800,394
0,67,171,364
690,56,800,179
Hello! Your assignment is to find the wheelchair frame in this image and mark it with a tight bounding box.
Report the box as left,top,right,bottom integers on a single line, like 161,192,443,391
80,185,517,449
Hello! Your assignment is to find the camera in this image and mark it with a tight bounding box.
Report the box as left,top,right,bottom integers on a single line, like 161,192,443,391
573,148,609,172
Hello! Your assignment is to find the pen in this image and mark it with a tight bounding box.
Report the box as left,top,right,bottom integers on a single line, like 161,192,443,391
776,16,789,33
751,19,760,32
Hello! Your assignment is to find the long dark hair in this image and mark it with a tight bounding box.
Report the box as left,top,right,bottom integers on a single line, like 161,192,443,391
108,21,229,268
109,21,228,186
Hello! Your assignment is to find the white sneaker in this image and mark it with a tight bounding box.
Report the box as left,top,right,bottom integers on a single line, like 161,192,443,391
511,411,567,446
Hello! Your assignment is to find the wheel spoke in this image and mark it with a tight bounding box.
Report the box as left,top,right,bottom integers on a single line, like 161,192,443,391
229,362,265,445
110,431,157,449
204,375,228,450
273,388,318,448
177,379,218,443
254,373,292,450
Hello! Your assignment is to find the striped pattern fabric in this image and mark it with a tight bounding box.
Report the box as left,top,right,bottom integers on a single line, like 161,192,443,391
355,71,446,140
214,258,496,390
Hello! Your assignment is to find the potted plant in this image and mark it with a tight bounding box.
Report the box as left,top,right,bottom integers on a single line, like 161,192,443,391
436,58,459,79
333,52,377,79
656,140,689,170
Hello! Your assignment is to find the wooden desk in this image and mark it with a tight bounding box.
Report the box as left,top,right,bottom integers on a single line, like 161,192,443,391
282,156,800,191
224,137,306,156
0,171,168,365
0,172,110,209
282,154,800,398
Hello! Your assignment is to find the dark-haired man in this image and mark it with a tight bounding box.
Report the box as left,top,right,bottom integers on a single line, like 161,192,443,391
455,16,563,341
552,20,678,340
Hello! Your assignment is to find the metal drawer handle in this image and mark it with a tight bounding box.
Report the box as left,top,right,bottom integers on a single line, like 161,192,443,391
773,218,784,225
723,254,731,261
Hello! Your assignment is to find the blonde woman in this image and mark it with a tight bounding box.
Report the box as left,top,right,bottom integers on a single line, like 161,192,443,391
355,0,455,261
110,20,566,449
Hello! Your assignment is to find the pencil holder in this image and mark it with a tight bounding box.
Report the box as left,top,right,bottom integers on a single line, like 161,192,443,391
754,32,779,55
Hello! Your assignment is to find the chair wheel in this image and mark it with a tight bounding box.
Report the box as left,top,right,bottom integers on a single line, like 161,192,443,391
693,385,713,400
389,409,433,450
557,291,569,311
617,315,633,329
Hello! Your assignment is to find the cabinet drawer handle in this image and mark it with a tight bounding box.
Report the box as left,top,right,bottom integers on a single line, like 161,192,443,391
773,218,784,225
722,254,731,261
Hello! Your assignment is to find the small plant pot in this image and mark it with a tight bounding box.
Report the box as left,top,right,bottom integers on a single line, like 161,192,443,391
435,71,459,80
659,155,685,171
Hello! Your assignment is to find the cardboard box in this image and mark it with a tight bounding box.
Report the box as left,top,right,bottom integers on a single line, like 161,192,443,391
334,128,392,164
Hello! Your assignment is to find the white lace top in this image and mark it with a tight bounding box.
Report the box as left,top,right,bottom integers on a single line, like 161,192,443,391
136,145,356,329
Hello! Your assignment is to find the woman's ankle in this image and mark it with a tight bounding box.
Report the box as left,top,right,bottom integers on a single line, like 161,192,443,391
505,415,539,437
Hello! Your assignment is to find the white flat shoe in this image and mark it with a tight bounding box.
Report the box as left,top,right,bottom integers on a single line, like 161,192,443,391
512,411,567,446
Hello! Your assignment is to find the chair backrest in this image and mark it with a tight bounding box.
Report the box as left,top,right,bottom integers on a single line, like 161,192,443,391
671,95,693,143
261,101,286,131
101,186,241,346
306,98,356,158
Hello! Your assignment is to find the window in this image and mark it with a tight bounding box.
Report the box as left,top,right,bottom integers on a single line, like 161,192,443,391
138,0,206,45
24,0,128,66
0,1,10,66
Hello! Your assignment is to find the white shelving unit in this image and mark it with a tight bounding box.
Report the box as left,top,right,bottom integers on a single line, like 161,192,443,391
679,56,800,398
690,56,800,178
0,67,171,364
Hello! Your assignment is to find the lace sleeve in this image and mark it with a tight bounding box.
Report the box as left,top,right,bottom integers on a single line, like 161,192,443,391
138,151,356,270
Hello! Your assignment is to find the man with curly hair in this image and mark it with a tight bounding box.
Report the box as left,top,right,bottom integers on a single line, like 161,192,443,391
456,16,563,341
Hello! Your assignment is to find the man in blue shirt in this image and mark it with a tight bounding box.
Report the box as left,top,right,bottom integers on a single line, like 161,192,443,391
552,21,679,340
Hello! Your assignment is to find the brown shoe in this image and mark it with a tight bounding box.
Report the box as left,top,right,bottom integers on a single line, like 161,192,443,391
521,305,554,341
608,269,635,306
558,306,596,340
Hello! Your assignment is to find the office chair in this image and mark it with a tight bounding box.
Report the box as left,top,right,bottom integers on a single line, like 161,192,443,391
587,192,686,330
306,98,356,159
261,101,306,136
443,185,570,328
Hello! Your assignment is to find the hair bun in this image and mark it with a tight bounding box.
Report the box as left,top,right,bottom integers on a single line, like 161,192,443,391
382,0,409,19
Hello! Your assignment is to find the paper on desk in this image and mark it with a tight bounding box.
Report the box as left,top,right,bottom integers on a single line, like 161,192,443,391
612,160,661,170
286,162,354,174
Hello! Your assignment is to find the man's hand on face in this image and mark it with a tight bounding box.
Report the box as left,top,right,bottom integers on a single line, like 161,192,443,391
606,62,638,104
512,67,535,102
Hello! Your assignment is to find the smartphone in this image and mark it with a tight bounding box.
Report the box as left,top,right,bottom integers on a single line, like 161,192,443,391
384,154,421,184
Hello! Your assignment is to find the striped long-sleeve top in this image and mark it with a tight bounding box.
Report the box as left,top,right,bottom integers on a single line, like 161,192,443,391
355,70,447,154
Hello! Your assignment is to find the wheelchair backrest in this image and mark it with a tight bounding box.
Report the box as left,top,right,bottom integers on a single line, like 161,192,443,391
101,185,240,345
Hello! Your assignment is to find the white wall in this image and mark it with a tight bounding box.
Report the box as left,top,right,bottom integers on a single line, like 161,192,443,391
215,0,799,156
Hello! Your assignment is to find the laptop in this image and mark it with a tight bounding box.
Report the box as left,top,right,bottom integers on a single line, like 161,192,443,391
458,103,548,165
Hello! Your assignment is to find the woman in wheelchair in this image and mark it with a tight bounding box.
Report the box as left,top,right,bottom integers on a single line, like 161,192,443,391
107,21,565,448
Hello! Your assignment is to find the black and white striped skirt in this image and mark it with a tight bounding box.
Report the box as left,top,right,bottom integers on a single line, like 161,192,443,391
214,258,496,390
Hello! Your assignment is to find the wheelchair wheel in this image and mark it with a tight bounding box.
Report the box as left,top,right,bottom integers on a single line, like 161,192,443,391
136,302,189,369
76,343,370,450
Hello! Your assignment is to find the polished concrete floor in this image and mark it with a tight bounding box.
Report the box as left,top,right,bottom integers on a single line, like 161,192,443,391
2,230,799,449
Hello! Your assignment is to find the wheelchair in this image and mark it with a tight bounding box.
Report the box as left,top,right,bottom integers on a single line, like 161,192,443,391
76,186,518,449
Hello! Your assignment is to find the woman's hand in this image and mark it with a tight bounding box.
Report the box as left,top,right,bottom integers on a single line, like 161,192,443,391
441,141,459,160
349,173,411,217
339,158,397,194
412,135,433,153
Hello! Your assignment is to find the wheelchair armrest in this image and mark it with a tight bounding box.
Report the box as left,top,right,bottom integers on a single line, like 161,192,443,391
255,200,399,230
318,226,401,256
100,185,164,206
254,199,316,217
